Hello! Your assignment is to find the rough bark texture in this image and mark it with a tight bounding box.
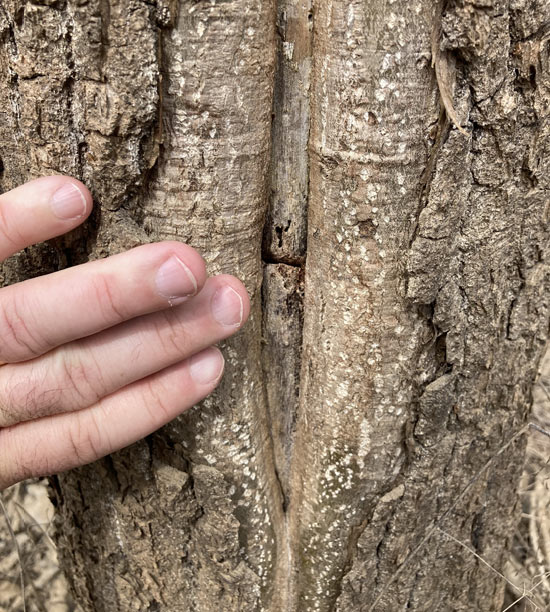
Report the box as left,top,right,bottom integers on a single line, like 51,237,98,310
289,1,550,609
0,0,549,610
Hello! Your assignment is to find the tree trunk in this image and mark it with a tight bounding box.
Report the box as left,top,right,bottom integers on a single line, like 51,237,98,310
1,0,549,610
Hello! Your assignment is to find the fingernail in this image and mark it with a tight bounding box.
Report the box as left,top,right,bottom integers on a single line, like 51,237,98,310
156,255,198,304
211,285,243,327
50,183,87,220
189,348,224,385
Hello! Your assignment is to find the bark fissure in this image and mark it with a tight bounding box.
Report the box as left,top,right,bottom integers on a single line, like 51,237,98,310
260,1,312,606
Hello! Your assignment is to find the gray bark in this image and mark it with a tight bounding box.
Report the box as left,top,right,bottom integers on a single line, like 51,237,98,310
0,0,549,610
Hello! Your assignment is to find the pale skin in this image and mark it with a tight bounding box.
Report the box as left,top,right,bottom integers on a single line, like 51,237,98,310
0,176,251,490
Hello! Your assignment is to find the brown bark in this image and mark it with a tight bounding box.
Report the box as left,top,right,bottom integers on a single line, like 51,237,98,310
0,0,549,610
287,1,550,609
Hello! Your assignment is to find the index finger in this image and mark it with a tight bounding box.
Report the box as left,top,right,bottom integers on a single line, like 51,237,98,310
0,175,92,261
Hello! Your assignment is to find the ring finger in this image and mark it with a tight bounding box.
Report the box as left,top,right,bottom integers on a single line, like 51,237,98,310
0,346,225,489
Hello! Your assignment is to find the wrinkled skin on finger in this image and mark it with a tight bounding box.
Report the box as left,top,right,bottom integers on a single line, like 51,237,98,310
0,176,250,490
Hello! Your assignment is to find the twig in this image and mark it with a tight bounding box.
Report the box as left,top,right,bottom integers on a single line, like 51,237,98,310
502,592,533,612
502,574,548,612
529,422,550,438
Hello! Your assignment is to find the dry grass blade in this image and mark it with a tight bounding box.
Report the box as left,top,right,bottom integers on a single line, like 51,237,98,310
508,572,550,612
0,492,27,612
367,423,531,611
14,501,57,550
503,372,550,611
436,528,539,611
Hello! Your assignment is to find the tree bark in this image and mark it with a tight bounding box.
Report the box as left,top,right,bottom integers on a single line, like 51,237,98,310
0,0,549,610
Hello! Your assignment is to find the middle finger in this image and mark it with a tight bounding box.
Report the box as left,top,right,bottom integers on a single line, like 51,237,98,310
0,241,206,363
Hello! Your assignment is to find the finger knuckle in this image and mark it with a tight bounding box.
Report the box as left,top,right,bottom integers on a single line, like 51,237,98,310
0,396,15,427
144,378,174,424
0,426,42,486
0,292,47,360
56,348,106,409
89,274,127,326
65,409,103,466
0,201,23,253
155,312,191,359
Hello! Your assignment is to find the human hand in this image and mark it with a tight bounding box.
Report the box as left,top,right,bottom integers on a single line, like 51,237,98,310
0,176,250,489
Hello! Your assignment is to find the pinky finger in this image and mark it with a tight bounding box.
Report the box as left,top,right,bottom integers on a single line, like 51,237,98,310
0,347,224,489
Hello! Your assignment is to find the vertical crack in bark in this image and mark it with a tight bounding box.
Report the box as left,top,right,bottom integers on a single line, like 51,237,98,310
62,16,80,180
261,0,311,265
432,0,467,135
260,1,312,607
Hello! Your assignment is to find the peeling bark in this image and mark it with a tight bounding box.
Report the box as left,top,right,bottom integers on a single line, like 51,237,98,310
0,0,549,610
